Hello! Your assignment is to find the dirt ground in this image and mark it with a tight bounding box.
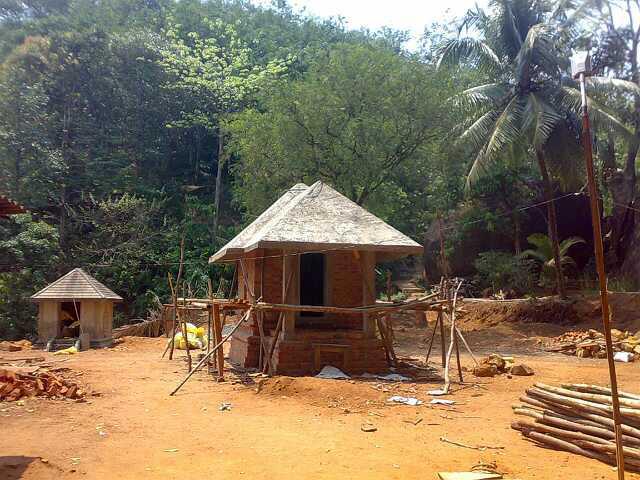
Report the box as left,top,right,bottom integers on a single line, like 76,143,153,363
2,294,640,480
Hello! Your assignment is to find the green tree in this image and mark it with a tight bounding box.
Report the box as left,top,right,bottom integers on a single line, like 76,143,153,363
438,0,635,296
159,18,289,247
228,42,447,223
0,214,61,339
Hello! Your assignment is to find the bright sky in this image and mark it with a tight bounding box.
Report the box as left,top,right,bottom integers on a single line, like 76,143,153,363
253,0,487,48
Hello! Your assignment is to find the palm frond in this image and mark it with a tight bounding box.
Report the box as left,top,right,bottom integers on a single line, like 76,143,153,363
483,95,525,161
544,122,584,191
525,233,554,260
559,236,585,256
521,248,548,263
437,37,503,72
557,86,633,138
466,144,490,188
448,83,511,111
523,92,563,150
458,109,501,153
585,76,640,96
514,24,560,87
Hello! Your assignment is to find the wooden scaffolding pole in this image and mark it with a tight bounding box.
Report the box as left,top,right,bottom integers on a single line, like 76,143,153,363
170,307,254,396
212,302,224,379
579,70,625,478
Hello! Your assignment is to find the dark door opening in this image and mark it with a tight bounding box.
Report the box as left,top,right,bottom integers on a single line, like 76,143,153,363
60,301,81,338
300,253,325,317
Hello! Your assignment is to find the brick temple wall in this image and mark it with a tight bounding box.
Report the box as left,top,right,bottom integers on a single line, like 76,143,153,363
230,249,384,374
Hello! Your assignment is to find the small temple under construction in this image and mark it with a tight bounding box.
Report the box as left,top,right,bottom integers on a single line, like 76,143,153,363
209,181,423,375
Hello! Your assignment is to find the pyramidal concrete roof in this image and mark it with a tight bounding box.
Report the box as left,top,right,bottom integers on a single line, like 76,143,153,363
31,268,123,301
210,181,422,262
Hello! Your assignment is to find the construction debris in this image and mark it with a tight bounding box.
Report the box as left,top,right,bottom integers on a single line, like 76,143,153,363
388,395,423,406
547,328,640,359
439,436,504,451
0,367,85,401
0,340,31,352
512,382,640,471
437,473,502,480
315,366,350,380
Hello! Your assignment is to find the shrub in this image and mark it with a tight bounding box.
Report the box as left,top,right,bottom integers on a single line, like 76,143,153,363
474,251,536,296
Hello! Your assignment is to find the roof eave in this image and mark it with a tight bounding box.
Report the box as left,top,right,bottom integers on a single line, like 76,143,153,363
210,241,423,260
31,296,123,302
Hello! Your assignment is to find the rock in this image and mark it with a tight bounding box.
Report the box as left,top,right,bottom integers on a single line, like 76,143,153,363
473,364,498,378
486,354,507,372
510,364,534,376
634,345,640,355
361,422,377,432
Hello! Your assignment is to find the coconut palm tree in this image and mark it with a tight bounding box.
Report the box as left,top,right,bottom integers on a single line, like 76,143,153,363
438,0,637,297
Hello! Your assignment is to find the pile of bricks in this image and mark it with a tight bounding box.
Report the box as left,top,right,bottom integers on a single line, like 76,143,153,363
0,367,84,402
547,328,640,359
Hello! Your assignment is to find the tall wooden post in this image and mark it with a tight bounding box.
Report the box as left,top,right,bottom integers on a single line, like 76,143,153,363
579,71,625,478
361,251,376,338
282,253,299,340
213,302,224,379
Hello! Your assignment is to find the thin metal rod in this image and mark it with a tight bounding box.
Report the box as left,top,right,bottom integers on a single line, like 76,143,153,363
580,72,625,479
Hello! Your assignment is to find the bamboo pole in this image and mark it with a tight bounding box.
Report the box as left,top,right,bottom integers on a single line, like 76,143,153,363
167,274,180,361
263,267,295,374
537,383,640,409
514,407,640,446
424,311,440,365
207,280,213,357
454,332,463,383
180,283,192,372
579,70,626,478
513,420,611,446
443,280,463,394
528,387,640,420
454,325,479,366
213,302,224,379
252,295,443,315
170,307,253,396
523,431,638,470
564,384,640,402
520,395,640,439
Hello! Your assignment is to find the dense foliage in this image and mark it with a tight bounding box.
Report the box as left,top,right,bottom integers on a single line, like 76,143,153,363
1,0,640,338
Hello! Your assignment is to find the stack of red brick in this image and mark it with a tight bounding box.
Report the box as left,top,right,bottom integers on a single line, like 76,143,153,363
0,367,84,401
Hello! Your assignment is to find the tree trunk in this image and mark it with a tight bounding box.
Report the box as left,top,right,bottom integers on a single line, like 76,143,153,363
212,125,224,247
514,212,521,255
536,149,566,297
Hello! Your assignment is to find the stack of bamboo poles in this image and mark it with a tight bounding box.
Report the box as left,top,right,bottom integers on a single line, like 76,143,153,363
512,383,640,471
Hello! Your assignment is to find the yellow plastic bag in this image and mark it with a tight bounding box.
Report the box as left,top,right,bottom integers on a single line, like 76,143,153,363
53,346,78,355
173,331,202,350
